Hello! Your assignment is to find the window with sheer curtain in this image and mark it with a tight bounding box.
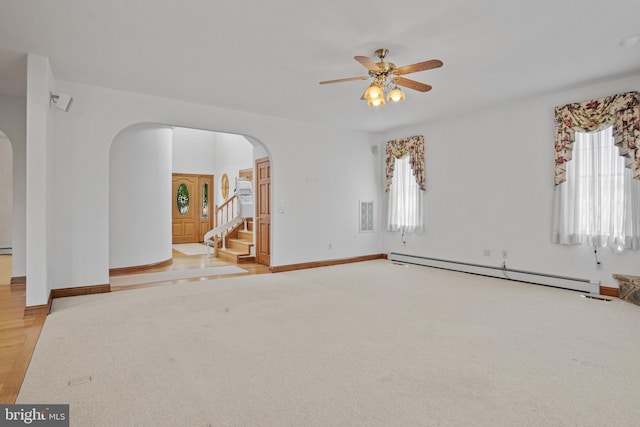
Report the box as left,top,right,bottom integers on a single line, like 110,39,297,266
387,155,424,233
552,126,640,252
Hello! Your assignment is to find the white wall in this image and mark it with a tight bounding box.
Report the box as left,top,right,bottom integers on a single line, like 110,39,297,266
0,95,26,276
250,137,268,162
40,79,381,306
172,127,217,175
109,124,172,269
0,133,12,252
213,132,253,206
172,128,254,206
381,73,640,288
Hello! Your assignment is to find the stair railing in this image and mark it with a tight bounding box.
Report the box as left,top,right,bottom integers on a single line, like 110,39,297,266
203,215,244,256
214,194,237,229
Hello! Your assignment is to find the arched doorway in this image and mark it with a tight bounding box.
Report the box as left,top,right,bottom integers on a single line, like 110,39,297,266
108,124,272,281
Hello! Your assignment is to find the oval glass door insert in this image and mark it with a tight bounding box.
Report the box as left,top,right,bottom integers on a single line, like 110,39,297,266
177,183,190,215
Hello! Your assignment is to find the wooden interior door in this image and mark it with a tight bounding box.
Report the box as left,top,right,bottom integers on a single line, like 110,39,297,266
172,174,198,243
255,158,271,266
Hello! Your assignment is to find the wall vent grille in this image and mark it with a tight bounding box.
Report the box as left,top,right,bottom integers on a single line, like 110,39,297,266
359,201,374,233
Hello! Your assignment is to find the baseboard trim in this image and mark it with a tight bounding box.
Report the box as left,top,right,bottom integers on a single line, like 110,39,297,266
51,283,111,299
23,302,51,317
269,254,387,273
10,276,26,285
600,286,619,297
23,292,53,317
24,283,111,317
109,258,173,276
16,255,215,282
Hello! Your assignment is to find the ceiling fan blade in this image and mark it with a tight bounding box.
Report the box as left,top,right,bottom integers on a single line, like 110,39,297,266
394,59,443,75
394,77,432,92
354,55,380,71
319,76,369,85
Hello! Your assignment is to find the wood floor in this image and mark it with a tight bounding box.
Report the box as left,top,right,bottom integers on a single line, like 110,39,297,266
0,254,45,404
0,251,270,403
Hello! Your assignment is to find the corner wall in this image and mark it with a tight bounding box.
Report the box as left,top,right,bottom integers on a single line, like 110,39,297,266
381,73,640,288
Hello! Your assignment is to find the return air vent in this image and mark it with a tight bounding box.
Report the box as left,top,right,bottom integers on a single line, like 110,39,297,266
359,201,374,233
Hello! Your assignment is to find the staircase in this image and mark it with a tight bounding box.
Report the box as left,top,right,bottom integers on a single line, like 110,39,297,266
215,218,255,263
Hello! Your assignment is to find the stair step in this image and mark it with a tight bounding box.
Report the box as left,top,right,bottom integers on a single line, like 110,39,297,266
218,247,249,256
211,218,255,264
216,247,254,263
238,230,253,240
228,238,253,252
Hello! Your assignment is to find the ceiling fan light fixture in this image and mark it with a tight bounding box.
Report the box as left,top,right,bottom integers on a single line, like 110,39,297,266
364,83,383,100
319,48,442,107
387,86,405,103
368,97,385,107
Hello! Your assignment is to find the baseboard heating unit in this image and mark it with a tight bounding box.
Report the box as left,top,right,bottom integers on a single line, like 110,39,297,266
388,252,600,294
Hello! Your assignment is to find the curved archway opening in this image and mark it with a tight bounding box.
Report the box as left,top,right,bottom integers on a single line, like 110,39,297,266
108,124,272,278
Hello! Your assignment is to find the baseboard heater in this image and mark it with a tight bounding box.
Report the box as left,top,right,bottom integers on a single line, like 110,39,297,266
388,252,599,294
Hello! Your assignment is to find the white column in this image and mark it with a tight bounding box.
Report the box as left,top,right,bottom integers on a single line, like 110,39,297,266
25,54,52,306
109,124,173,269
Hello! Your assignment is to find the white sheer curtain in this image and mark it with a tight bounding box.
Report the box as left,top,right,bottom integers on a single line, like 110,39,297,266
387,155,424,233
552,126,640,252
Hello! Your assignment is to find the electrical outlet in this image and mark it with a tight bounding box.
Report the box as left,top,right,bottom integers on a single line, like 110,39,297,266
483,249,491,257
328,242,332,250
502,250,508,259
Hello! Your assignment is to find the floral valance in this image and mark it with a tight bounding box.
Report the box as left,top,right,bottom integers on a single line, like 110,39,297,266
554,91,640,185
385,135,426,192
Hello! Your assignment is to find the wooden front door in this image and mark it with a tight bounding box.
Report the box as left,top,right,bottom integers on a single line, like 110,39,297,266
172,174,213,243
255,158,271,266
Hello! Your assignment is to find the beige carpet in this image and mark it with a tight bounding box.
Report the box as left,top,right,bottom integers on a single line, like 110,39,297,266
18,260,640,426
110,266,247,287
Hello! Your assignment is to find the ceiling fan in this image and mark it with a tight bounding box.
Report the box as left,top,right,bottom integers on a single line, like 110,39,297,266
319,48,443,107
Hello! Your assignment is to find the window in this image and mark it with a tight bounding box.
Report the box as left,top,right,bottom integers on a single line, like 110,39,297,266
387,156,423,233
553,126,640,252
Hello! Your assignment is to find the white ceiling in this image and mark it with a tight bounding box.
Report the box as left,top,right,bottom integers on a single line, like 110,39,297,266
0,0,639,133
